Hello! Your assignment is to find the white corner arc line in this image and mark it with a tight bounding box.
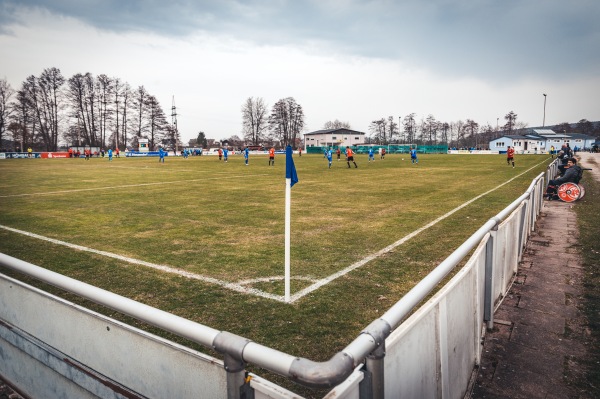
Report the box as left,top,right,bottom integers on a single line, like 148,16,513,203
288,160,548,302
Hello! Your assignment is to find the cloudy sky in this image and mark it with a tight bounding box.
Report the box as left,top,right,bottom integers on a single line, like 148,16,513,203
1,0,599,143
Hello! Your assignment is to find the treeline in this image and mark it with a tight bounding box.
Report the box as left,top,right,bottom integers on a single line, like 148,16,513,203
367,112,600,148
0,68,178,151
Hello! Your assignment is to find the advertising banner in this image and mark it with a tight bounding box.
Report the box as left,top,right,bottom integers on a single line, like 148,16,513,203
1,153,40,159
126,151,165,157
41,152,71,158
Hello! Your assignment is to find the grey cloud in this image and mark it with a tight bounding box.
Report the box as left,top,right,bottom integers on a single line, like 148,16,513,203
3,0,599,81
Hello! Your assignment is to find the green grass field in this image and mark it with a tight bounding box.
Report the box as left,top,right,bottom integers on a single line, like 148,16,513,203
0,152,552,394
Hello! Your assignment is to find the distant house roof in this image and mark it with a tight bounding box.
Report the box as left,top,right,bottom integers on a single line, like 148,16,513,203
304,128,365,136
491,130,597,146
493,135,529,140
532,129,556,135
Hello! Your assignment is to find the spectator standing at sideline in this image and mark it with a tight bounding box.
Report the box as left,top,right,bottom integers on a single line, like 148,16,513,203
506,146,515,168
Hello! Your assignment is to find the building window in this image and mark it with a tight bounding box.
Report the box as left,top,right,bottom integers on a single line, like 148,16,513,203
355,137,359,140
496,142,505,147
332,136,336,140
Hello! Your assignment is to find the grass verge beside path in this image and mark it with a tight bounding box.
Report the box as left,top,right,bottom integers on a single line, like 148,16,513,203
574,155,600,397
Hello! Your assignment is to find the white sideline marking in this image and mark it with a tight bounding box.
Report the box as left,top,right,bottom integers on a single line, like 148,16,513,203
0,224,289,302
1,160,547,303
0,174,270,198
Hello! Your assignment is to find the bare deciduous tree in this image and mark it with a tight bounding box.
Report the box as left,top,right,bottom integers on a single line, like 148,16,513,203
145,94,168,149
132,85,148,146
96,74,113,148
403,113,417,144
503,111,517,134
323,119,350,129
369,116,397,144
269,97,304,148
464,119,479,147
0,78,15,146
66,72,98,147
241,97,268,146
21,68,65,151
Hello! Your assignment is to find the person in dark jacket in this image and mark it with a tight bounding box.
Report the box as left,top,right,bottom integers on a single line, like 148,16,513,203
545,157,582,199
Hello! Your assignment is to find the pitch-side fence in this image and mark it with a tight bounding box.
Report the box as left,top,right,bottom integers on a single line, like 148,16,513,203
0,162,556,399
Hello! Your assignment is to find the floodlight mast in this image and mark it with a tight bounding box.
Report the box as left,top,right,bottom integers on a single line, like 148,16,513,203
543,93,547,127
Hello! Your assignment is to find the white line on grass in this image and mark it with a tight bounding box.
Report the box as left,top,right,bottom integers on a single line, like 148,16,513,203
0,224,291,301
0,174,271,198
288,160,548,302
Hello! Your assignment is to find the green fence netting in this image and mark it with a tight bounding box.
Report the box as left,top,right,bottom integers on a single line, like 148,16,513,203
305,144,448,154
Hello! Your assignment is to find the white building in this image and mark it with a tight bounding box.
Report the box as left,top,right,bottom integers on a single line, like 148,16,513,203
303,128,366,149
489,129,596,153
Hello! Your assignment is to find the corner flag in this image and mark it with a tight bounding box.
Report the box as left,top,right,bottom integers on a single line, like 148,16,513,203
285,145,298,187
284,145,298,302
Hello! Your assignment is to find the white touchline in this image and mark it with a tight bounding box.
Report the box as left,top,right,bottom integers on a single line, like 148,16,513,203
0,224,287,302
0,173,271,198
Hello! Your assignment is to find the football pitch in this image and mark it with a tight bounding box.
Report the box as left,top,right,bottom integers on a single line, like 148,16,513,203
0,153,551,363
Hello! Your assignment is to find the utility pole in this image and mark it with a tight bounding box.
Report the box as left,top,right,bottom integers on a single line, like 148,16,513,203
171,96,178,154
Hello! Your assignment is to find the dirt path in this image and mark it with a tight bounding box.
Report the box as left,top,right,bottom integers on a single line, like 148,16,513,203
471,152,599,398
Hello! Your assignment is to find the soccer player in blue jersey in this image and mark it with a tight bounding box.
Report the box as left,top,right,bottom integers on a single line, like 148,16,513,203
159,147,165,163
410,148,418,164
223,147,229,162
326,148,333,168
244,147,249,165
368,148,375,162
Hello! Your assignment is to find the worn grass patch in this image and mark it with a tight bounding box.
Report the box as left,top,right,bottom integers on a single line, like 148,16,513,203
0,153,551,396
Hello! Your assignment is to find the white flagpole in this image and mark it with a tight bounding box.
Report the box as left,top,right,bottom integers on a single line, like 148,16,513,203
284,177,292,302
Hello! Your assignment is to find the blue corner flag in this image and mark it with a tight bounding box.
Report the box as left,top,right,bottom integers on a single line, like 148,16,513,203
285,145,299,187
